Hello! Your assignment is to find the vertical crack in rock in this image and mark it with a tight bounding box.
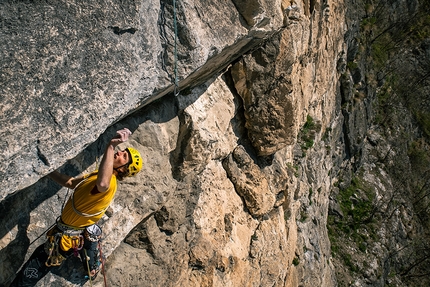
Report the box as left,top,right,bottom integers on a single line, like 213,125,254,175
169,110,193,180
223,67,249,146
310,0,316,15
158,1,172,76
47,110,60,126
249,221,262,259
157,0,194,86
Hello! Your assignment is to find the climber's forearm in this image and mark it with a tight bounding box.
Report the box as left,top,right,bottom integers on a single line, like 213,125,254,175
96,143,115,192
48,171,83,189
96,128,132,192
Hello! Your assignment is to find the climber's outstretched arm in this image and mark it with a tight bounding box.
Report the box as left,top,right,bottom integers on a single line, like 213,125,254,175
96,128,131,192
48,128,131,191
47,171,84,189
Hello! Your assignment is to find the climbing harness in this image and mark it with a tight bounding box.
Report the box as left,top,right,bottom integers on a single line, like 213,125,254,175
56,217,85,234
44,219,85,267
44,233,83,267
71,235,84,257
23,144,110,284
44,234,65,267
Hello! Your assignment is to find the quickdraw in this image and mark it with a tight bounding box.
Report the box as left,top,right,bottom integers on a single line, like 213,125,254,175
72,235,84,257
45,234,65,267
44,232,84,267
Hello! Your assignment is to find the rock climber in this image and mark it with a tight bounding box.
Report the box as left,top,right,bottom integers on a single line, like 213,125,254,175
10,128,143,286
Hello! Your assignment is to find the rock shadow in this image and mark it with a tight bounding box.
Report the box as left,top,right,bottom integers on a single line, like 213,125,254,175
1,93,180,286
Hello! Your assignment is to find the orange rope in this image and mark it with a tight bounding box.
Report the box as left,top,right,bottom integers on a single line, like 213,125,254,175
98,241,108,287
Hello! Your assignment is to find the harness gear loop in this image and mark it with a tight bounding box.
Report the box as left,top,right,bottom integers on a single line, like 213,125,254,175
45,234,66,267
45,241,55,267
72,235,84,257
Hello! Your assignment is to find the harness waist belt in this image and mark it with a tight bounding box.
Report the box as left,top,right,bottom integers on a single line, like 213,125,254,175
56,218,84,236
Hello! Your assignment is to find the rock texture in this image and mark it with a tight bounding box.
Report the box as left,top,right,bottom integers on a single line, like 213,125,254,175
0,0,283,199
1,0,429,286
0,0,345,285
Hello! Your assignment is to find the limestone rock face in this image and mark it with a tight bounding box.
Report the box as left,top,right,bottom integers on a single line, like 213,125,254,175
0,0,384,286
232,0,283,28
230,38,296,156
223,145,275,217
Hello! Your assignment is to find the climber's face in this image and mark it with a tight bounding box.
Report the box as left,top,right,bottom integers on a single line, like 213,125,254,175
113,149,130,171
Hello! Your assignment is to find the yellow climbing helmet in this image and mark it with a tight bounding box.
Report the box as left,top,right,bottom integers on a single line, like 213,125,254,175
126,147,143,177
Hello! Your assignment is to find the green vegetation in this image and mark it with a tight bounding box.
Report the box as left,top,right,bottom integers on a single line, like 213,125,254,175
408,139,430,228
373,77,395,127
292,257,300,266
299,209,308,222
408,14,430,42
408,140,430,168
328,175,377,272
284,208,291,221
299,115,321,156
413,111,430,139
360,16,377,29
370,33,391,70
329,0,430,284
342,253,359,272
347,61,359,70
286,162,299,177
338,177,375,229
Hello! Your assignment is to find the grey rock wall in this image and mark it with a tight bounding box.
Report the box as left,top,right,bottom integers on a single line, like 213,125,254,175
0,0,283,200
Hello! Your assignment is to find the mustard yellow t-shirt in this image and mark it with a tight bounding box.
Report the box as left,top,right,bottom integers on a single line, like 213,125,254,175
61,172,117,227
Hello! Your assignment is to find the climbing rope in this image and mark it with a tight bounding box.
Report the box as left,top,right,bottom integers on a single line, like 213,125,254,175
173,0,180,96
29,186,70,247
83,242,107,287
84,249,93,287
29,222,56,247
99,241,108,287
